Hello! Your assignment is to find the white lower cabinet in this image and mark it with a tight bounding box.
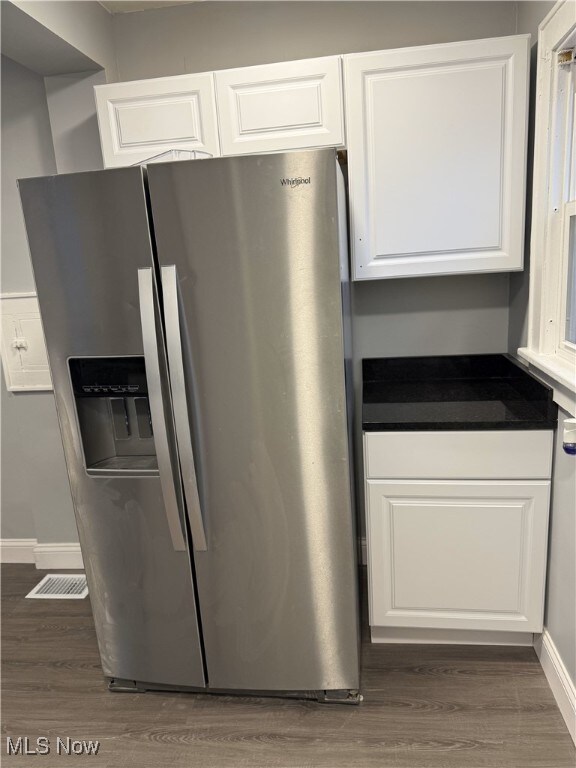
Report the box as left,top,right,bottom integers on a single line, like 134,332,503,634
364,429,554,642
367,479,550,634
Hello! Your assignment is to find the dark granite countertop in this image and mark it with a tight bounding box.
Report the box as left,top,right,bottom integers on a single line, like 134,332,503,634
362,355,557,431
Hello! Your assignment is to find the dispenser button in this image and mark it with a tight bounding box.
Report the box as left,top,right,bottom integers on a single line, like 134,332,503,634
110,398,130,440
135,398,153,439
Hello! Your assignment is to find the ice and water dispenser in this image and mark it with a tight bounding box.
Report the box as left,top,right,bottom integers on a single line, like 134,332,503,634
70,358,157,474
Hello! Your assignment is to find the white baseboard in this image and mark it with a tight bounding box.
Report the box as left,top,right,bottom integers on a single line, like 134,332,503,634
371,627,534,646
33,542,83,569
0,539,83,569
534,629,576,745
0,538,36,564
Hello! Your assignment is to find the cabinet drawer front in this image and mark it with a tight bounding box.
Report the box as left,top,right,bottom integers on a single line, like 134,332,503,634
215,57,344,155
365,430,553,480
367,480,550,632
94,74,221,167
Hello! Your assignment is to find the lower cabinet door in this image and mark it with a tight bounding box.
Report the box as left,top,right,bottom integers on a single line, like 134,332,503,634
366,480,550,633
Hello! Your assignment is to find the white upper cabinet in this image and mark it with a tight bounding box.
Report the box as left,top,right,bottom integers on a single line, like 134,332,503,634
94,73,221,167
214,57,345,155
344,35,530,280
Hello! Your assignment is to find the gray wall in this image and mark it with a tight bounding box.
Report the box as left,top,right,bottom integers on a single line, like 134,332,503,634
7,0,117,79
44,70,106,174
1,55,77,543
516,1,555,48
1,55,56,292
353,273,510,374
112,1,518,80
546,408,576,685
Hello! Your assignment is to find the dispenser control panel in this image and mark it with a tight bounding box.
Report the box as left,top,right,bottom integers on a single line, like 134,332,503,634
81,384,140,395
69,357,148,397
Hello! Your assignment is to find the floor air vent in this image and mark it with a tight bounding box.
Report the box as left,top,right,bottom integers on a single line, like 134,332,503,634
26,574,88,599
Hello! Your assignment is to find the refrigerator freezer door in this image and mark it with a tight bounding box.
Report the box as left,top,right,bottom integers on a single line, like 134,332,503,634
18,167,206,688
147,150,359,692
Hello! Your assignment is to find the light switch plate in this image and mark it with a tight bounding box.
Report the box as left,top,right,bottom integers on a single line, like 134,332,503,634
0,293,52,391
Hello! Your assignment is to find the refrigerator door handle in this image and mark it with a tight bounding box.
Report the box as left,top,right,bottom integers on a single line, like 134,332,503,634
138,267,187,552
161,265,208,552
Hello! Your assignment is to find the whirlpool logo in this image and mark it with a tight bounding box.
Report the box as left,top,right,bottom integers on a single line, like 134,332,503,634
280,176,311,188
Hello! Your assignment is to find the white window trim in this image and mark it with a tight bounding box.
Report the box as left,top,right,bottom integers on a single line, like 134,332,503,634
518,0,576,412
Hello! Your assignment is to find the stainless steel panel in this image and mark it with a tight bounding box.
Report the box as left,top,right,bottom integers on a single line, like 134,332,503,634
70,478,203,686
161,265,208,552
135,397,153,438
138,267,186,551
18,168,205,688
148,150,359,692
110,398,130,440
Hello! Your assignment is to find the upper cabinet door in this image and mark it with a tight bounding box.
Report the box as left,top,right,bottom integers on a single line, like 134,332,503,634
344,36,530,280
94,73,221,167
215,57,345,155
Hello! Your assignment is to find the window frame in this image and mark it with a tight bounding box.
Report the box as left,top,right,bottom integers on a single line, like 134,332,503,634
519,0,576,407
559,200,576,354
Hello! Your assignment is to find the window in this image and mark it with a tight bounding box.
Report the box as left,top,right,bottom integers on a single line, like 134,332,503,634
519,0,576,400
563,203,576,346
556,51,576,362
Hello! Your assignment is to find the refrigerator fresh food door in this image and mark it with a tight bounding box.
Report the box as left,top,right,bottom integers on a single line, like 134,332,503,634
18,167,206,689
147,150,359,693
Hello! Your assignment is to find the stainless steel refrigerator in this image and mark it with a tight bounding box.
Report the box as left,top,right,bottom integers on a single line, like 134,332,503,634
19,149,360,702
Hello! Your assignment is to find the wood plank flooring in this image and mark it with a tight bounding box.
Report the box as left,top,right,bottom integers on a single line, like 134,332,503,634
2,563,574,767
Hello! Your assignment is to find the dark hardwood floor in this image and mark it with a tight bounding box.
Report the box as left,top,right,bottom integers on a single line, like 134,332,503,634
2,563,574,767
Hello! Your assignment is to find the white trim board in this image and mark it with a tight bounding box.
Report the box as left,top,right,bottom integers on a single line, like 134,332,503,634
0,291,37,300
0,539,83,569
534,630,576,745
0,538,36,564
34,543,83,570
516,349,576,417
371,627,534,646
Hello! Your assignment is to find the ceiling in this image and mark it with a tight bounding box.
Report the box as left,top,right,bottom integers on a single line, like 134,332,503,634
99,1,197,14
